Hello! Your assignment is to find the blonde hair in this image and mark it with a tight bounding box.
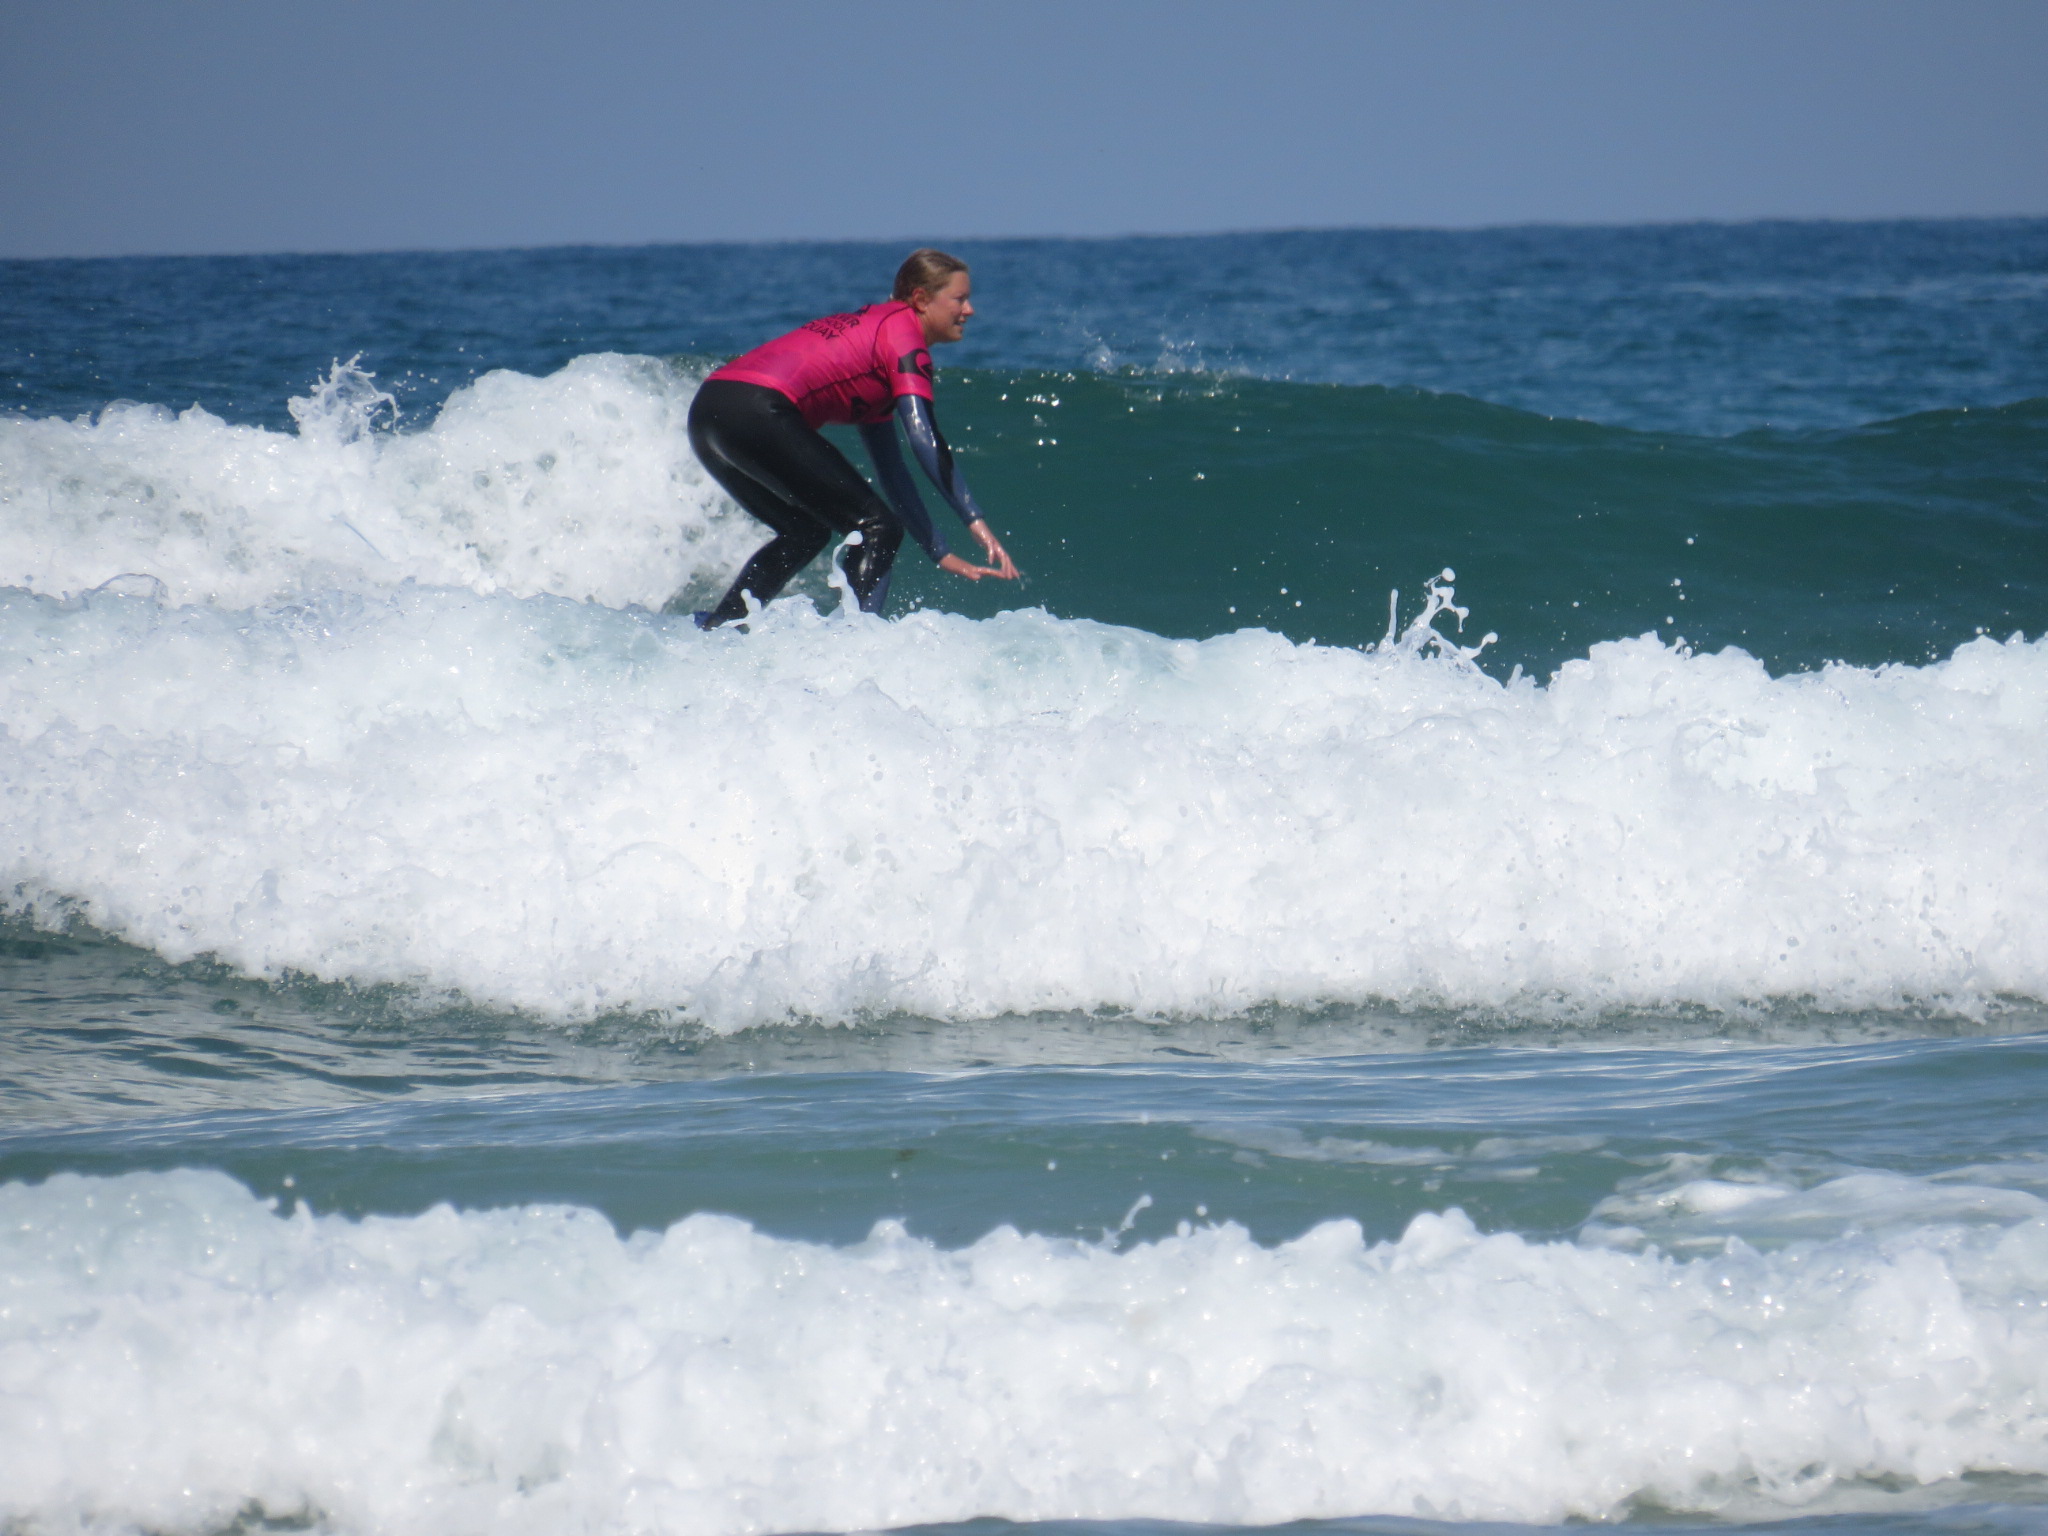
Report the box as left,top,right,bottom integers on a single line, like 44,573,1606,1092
893,248,969,302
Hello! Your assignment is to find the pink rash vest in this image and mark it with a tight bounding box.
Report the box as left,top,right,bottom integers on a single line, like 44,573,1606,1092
708,300,936,429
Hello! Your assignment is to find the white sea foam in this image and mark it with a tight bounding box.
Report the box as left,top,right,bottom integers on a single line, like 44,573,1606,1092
1,573,2046,1026
2,1169,2045,1534
0,356,761,609
1584,1159,2048,1253
1204,1126,1606,1170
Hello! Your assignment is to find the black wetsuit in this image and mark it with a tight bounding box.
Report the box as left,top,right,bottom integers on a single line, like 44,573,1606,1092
681,385,989,628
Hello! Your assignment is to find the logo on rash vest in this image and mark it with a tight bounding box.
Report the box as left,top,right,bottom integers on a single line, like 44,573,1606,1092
801,305,874,341
896,347,936,383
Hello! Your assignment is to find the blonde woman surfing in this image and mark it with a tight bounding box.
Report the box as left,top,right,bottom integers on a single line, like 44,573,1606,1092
677,248,1018,628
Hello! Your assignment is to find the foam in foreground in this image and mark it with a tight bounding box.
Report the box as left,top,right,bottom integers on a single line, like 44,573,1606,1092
4,1170,2045,1533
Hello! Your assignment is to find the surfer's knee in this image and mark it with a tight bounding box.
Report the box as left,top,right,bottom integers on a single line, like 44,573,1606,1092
857,509,904,556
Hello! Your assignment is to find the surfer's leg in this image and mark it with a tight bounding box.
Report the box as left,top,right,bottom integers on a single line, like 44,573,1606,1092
686,382,834,626
697,456,830,627
839,515,904,613
730,405,905,615
705,520,833,626
685,381,908,623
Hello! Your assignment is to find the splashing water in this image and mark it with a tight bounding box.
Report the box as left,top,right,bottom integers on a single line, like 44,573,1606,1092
1380,568,1499,665
284,355,400,446
0,353,760,609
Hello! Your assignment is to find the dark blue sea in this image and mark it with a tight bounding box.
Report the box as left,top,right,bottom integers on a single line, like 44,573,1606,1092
3,219,2048,1535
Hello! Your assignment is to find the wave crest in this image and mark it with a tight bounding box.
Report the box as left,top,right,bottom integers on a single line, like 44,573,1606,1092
0,355,758,609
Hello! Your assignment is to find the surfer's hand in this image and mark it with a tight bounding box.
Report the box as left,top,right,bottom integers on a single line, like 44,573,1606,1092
939,552,1005,581
969,522,1020,580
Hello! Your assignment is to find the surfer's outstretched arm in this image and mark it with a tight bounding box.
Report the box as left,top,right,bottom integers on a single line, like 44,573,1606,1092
858,421,948,561
895,395,1019,579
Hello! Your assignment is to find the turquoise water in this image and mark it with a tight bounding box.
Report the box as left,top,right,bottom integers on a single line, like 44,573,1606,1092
895,373,2048,674
3,221,2048,1535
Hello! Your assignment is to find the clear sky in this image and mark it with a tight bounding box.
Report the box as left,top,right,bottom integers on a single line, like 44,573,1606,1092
3,0,2044,259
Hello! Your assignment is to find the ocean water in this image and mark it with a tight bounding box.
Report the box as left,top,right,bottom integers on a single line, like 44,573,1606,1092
3,219,2048,1536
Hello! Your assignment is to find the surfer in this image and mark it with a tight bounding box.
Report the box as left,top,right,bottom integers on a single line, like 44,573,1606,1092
675,248,1019,627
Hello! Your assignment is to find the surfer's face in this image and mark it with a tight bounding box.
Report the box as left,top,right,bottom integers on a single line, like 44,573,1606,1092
914,271,974,345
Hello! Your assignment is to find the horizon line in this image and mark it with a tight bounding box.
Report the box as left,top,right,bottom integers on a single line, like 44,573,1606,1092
7,210,2047,267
